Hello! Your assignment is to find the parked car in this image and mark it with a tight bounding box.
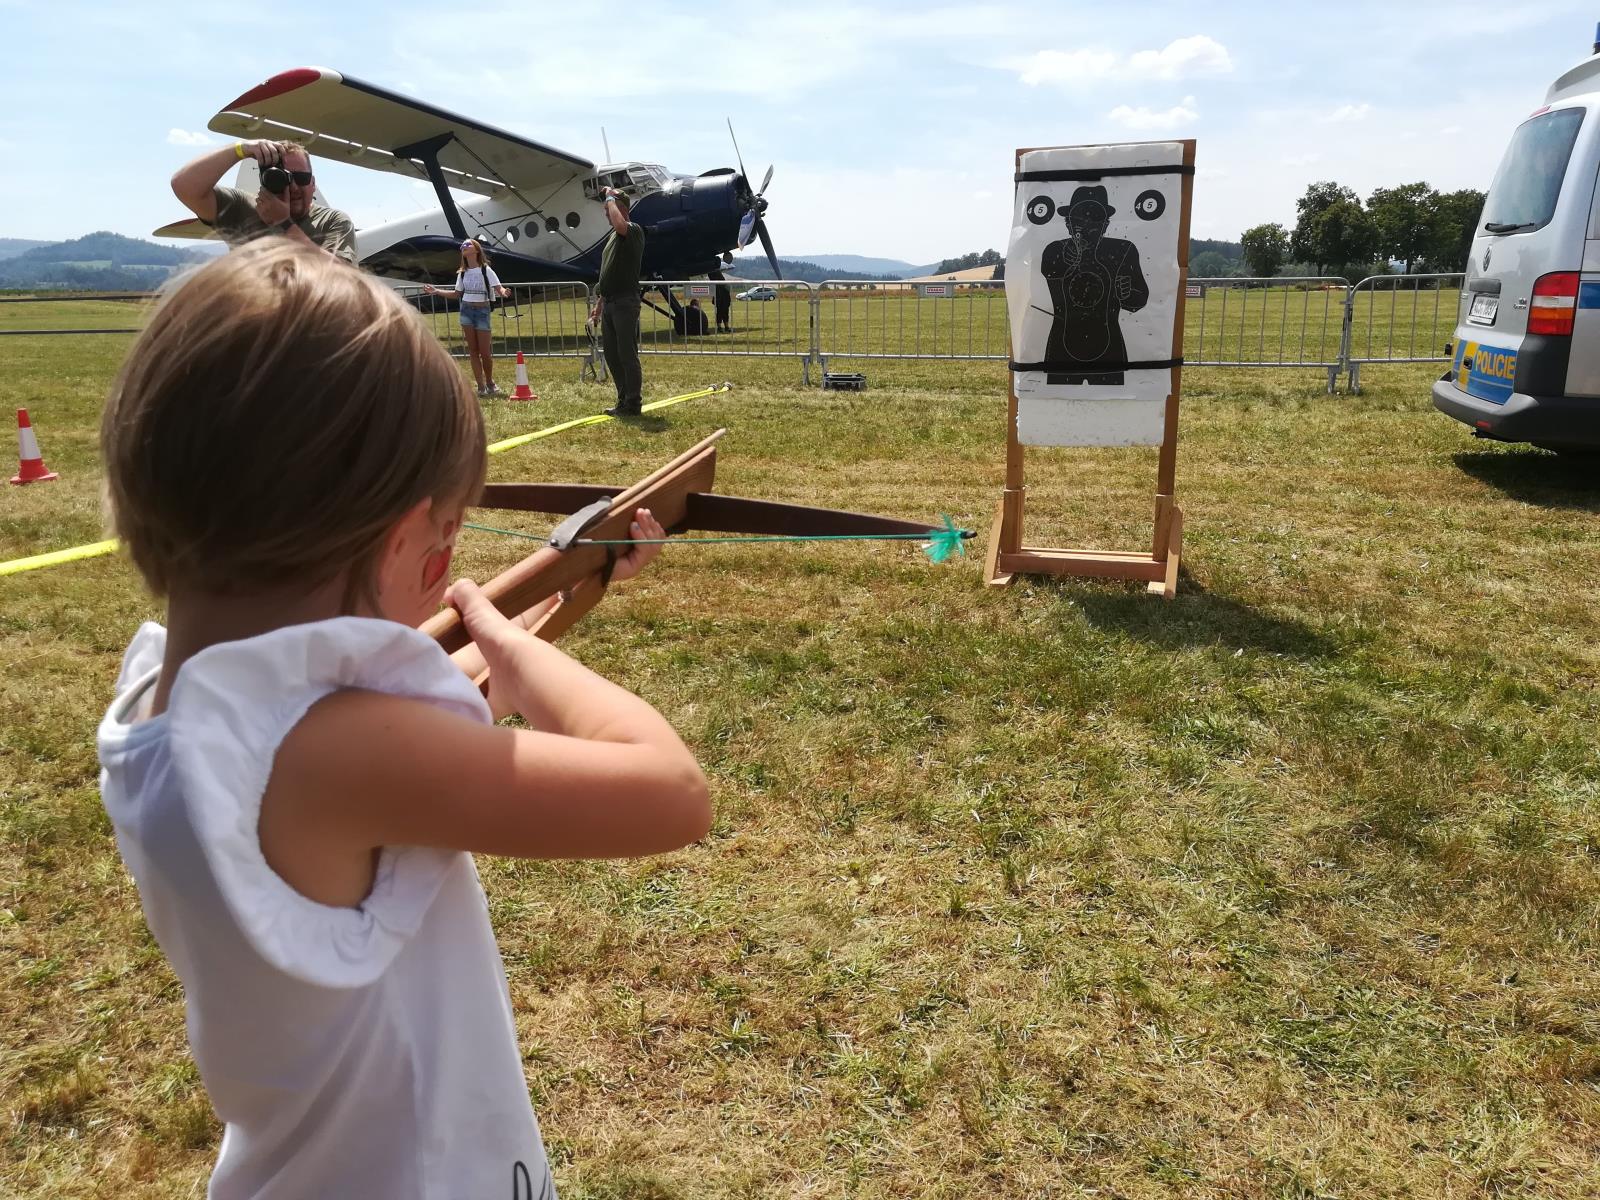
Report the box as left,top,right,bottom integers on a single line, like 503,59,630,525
736,285,777,301
1433,27,1600,452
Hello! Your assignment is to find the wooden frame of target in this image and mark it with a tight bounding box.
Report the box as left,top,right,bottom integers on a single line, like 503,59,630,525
985,139,1195,600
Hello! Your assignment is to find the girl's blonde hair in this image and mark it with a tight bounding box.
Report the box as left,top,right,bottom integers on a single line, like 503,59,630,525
101,239,486,603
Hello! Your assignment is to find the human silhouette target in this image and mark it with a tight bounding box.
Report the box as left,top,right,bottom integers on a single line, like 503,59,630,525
1038,185,1149,385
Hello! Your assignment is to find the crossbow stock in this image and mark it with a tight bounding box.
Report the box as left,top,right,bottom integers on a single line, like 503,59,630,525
420,430,965,694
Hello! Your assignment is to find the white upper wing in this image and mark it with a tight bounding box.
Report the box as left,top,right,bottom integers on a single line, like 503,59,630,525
205,67,595,197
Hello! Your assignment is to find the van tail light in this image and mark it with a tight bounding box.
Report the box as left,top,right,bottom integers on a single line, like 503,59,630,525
1529,272,1579,335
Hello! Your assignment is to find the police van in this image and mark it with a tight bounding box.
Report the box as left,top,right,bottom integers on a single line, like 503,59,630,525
1434,33,1600,452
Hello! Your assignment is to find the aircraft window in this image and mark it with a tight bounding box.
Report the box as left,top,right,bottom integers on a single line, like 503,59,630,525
524,221,539,238
504,227,517,244
566,211,581,228
546,217,560,233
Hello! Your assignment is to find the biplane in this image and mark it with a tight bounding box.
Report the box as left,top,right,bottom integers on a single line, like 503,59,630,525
155,67,781,288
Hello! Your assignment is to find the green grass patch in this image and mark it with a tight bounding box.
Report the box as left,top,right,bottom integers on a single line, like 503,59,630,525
2,317,1598,1197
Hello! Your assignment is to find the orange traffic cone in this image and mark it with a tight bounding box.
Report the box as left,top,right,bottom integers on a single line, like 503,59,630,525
511,351,537,401
11,409,58,485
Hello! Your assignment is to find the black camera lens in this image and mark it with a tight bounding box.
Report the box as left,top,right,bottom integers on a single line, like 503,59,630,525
261,166,291,195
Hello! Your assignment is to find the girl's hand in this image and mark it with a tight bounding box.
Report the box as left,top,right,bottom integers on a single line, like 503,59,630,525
610,507,666,582
423,284,437,295
448,583,562,720
497,286,511,299
448,577,550,718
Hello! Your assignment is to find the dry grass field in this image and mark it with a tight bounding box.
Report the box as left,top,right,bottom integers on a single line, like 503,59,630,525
2,304,1598,1198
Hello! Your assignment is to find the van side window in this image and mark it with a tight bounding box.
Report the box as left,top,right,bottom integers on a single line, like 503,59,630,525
1483,107,1585,234
1587,157,1600,239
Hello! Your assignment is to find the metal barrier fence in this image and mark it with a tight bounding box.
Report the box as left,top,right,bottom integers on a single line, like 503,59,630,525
1,275,1471,392
394,281,598,377
815,279,1008,364
632,279,817,379
1342,273,1464,393
1185,277,1350,392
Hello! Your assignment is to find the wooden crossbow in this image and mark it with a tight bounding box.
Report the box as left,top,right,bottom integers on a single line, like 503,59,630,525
420,430,970,693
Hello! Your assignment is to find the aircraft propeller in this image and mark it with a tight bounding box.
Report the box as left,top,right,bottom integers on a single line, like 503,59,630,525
728,119,780,279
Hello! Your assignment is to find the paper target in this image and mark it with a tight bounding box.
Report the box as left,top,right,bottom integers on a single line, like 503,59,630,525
1005,142,1189,446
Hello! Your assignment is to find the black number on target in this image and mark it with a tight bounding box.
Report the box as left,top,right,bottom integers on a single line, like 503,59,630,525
1134,190,1165,221
1026,196,1055,225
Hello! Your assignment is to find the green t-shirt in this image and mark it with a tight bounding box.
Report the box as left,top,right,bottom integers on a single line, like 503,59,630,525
597,222,645,299
208,187,358,265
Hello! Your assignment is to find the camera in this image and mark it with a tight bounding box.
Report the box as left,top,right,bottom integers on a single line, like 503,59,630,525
261,165,292,195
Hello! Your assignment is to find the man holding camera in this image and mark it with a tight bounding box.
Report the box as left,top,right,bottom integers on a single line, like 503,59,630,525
172,139,356,264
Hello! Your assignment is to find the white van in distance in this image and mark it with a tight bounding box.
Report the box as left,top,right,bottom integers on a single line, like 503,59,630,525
1434,30,1600,453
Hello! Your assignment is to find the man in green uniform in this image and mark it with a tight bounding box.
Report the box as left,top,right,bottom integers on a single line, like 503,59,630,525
171,139,357,264
589,188,646,416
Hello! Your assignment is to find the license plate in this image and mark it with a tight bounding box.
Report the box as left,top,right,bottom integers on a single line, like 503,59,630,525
1468,293,1498,325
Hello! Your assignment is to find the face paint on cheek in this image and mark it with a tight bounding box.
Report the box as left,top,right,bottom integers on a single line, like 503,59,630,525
422,546,453,589
421,520,457,590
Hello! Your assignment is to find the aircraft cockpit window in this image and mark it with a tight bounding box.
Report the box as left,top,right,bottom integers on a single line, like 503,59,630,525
524,221,539,238
504,227,518,244
566,212,581,228
585,162,672,201
545,217,560,233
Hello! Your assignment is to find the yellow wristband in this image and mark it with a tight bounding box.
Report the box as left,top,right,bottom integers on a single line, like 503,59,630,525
235,142,246,160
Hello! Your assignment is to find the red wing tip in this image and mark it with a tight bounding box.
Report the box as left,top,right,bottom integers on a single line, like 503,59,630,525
224,67,334,110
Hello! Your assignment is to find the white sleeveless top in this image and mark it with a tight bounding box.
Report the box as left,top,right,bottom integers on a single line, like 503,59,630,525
96,618,555,1199
456,265,501,305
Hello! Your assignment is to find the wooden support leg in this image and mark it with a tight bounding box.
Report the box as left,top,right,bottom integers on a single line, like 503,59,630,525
1151,493,1174,558
1147,504,1183,600
985,487,1024,588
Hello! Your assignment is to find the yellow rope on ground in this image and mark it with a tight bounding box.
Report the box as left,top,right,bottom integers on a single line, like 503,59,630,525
0,538,121,577
486,383,731,455
0,384,733,576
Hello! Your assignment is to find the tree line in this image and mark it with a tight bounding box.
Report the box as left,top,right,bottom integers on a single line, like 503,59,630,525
933,248,1004,275
1234,181,1485,281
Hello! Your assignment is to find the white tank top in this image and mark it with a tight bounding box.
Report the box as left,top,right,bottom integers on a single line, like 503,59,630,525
96,618,555,1199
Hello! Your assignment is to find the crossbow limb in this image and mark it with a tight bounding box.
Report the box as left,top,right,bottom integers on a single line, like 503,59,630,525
420,429,964,693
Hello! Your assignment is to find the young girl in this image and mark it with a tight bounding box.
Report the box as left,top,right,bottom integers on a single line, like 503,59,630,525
423,236,512,397
96,239,708,1198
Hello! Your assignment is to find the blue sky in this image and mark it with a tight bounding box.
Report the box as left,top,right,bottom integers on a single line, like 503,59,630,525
2,0,1597,262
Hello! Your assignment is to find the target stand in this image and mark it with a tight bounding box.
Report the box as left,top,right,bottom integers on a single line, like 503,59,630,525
984,140,1194,601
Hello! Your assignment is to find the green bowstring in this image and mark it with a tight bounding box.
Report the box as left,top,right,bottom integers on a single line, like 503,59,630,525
463,515,971,562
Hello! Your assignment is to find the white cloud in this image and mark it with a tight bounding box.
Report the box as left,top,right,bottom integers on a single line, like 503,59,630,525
1439,124,1462,135
1281,153,1321,167
1323,103,1372,123
1108,95,1199,130
1126,35,1234,80
166,128,213,146
1013,35,1232,86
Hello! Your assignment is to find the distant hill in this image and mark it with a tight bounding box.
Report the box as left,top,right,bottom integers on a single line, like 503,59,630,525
728,256,905,284
0,231,217,290
0,238,52,261
786,254,941,278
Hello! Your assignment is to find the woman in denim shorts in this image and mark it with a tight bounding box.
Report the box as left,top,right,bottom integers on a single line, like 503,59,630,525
424,239,511,397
